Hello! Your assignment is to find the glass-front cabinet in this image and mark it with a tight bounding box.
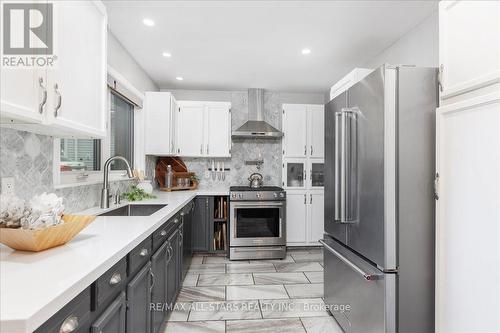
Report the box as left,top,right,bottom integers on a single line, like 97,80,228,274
283,159,306,189
309,160,324,188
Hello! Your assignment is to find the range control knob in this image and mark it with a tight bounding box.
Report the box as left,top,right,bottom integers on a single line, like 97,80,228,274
238,194,243,199
279,192,285,198
256,193,261,198
273,192,278,198
231,193,236,199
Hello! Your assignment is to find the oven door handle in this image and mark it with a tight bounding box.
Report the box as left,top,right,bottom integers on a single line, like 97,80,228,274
230,202,285,208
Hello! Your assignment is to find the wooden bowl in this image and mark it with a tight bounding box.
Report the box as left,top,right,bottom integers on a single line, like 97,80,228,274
0,215,95,252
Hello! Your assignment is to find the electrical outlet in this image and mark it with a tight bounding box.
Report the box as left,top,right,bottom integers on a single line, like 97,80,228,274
1,177,15,195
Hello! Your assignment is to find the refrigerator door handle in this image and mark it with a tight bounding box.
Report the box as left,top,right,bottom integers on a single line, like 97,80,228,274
319,239,382,281
334,111,342,222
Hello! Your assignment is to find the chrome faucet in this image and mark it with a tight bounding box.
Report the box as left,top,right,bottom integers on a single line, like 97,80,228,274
101,156,134,209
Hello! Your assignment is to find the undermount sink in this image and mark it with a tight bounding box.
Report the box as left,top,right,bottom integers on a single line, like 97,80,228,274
99,204,167,216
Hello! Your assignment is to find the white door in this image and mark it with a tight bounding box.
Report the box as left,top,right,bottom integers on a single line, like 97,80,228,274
436,93,500,332
48,1,107,138
286,191,308,244
308,191,324,244
177,102,205,157
283,104,307,157
439,1,500,99
206,103,231,157
283,158,307,190
0,0,47,124
144,92,173,155
308,105,324,158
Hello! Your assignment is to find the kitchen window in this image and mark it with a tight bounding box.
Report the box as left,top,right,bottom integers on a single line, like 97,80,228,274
56,91,135,185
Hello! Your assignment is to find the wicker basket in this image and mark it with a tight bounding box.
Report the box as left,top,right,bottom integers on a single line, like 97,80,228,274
0,215,96,252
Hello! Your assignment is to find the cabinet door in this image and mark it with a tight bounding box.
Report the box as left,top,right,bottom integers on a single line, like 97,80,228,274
308,159,325,189
182,203,193,278
436,93,500,332
166,229,179,304
308,192,324,244
206,103,231,157
48,1,106,138
0,0,47,125
282,104,308,157
144,92,174,155
283,159,306,189
286,191,308,244
308,105,325,158
151,242,168,333
192,197,210,252
177,102,205,156
91,292,126,333
177,223,184,292
126,262,151,333
439,1,500,99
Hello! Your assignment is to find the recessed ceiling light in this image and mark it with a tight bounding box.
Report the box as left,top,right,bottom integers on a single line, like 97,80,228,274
162,52,172,58
142,18,155,27
176,76,184,81
301,48,311,55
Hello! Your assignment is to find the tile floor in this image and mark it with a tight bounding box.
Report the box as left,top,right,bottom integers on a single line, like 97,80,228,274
164,247,343,333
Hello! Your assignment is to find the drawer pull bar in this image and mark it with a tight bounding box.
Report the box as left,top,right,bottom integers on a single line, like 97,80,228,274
109,272,122,285
139,248,149,257
319,239,382,281
59,315,78,333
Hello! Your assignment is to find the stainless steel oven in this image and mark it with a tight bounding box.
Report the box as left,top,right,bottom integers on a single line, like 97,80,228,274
229,186,286,260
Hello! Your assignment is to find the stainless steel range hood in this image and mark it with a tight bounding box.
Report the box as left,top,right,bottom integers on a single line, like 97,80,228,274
232,89,283,139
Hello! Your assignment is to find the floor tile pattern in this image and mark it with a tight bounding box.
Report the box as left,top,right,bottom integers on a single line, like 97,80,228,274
164,247,343,333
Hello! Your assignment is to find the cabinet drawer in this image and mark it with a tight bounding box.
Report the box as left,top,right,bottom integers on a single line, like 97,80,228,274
152,222,172,251
93,258,127,310
128,236,152,276
35,287,91,333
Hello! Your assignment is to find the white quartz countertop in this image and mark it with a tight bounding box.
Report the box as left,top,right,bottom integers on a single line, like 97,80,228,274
0,189,228,333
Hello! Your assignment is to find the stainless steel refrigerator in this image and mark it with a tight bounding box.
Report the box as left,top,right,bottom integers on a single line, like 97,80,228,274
322,65,437,332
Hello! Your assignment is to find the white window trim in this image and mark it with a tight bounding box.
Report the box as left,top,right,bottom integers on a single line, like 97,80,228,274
54,71,144,187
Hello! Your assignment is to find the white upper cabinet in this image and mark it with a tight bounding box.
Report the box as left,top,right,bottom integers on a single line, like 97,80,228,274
206,103,231,157
177,101,231,157
177,102,205,157
282,104,308,157
47,0,107,138
144,92,178,155
308,104,324,158
283,103,324,158
329,68,372,101
439,0,500,100
0,0,107,138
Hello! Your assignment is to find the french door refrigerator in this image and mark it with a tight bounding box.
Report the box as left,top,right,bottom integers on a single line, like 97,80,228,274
322,65,438,332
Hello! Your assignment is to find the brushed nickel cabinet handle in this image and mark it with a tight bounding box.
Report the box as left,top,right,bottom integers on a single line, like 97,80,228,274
109,272,121,285
54,83,62,117
39,77,47,114
59,315,78,333
304,145,307,156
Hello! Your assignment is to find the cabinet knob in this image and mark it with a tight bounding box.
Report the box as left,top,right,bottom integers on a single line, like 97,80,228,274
160,230,167,237
180,211,185,217
59,315,78,333
109,272,122,285
139,248,148,257
174,218,179,224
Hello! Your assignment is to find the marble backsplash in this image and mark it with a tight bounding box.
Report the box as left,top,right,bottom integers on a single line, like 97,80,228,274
0,128,134,213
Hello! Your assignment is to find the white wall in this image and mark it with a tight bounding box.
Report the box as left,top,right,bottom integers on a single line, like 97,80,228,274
364,12,438,69
107,32,158,94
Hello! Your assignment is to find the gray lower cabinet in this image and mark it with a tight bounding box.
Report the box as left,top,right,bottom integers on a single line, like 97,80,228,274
166,228,179,304
181,202,193,278
126,262,151,333
151,241,168,333
91,292,126,333
192,197,212,252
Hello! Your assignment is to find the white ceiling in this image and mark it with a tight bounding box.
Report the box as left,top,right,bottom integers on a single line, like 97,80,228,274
104,1,437,93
